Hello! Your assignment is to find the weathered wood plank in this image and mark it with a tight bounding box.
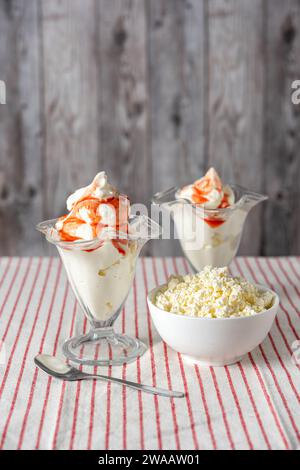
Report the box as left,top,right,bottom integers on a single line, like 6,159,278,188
0,0,43,256
0,0,20,255
207,0,265,255
16,0,44,255
97,0,149,204
263,0,300,255
96,0,151,253
42,0,99,227
147,0,206,256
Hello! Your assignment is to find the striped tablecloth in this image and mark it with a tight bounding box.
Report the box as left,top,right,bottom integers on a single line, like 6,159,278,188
0,256,299,450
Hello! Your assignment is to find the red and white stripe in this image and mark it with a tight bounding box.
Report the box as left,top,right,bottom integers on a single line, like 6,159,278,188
0,256,299,450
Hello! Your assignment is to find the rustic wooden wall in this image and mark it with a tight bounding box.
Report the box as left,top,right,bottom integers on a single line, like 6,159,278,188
0,0,299,257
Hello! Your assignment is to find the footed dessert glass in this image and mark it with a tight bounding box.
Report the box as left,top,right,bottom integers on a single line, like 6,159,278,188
37,215,161,366
152,185,267,272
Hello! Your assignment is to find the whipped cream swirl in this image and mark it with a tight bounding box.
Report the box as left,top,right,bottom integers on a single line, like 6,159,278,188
55,172,129,242
178,168,235,210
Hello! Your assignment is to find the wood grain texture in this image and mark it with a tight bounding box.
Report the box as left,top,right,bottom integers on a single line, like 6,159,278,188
97,0,151,254
207,0,265,255
0,0,20,255
42,0,99,222
263,0,300,255
0,0,43,255
97,0,149,204
0,0,299,257
147,0,206,256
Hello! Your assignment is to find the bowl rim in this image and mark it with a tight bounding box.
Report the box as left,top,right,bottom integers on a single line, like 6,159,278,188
147,282,279,322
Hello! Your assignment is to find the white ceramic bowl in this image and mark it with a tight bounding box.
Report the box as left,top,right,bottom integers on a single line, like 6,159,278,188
147,284,279,366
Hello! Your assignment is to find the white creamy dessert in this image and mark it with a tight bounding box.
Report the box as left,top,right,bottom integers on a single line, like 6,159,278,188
58,240,138,323
155,266,274,318
173,168,246,270
54,172,138,323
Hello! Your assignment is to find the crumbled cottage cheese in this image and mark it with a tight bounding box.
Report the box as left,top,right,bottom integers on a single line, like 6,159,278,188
154,266,274,318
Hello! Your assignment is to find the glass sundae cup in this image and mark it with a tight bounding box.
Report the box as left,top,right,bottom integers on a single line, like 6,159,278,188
37,215,161,366
152,185,267,272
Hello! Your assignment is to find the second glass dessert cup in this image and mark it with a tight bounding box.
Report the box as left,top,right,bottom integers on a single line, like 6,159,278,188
37,215,161,366
152,185,268,272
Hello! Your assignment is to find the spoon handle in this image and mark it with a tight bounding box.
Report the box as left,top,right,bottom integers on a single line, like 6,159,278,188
84,374,184,398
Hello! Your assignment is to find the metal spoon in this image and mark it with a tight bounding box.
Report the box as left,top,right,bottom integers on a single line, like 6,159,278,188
34,354,184,398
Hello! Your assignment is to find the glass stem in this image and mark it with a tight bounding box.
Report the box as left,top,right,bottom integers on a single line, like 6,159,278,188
89,326,115,341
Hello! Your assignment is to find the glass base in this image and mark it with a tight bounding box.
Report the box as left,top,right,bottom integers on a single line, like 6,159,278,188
62,328,147,366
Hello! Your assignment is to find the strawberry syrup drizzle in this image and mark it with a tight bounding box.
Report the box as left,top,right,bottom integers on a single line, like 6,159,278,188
57,193,130,253
203,218,225,228
188,168,231,227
